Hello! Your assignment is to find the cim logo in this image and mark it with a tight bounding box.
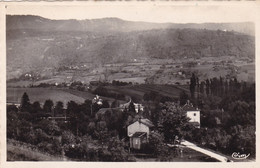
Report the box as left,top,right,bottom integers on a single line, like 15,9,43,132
232,152,250,160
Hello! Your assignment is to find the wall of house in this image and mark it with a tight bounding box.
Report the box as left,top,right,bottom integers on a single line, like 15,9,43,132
127,121,149,137
187,111,200,124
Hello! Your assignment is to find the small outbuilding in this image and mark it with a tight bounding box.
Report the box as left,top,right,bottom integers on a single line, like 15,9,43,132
127,118,154,150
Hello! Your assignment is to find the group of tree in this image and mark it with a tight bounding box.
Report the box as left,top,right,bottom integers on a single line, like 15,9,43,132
189,73,254,99
187,73,256,158
144,77,256,159
112,80,132,86
7,92,137,161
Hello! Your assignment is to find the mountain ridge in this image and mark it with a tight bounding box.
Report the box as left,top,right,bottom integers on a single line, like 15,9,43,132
6,15,255,36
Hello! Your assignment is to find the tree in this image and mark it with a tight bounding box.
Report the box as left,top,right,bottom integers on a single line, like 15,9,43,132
190,73,196,99
31,101,42,113
43,99,54,114
148,132,166,156
111,99,120,108
106,137,133,161
128,101,136,113
67,101,79,117
36,119,61,136
200,81,205,95
20,92,31,112
80,99,92,116
54,101,64,116
206,79,210,96
159,102,190,142
7,111,20,139
228,101,254,126
229,126,255,157
7,105,18,113
101,100,110,108
179,91,189,106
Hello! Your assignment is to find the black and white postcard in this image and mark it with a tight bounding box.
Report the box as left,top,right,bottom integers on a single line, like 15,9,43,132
0,1,259,168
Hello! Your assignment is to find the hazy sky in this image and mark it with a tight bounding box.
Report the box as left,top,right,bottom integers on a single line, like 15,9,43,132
6,2,259,23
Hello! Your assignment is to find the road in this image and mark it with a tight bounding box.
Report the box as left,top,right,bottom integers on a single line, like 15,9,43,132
181,140,230,162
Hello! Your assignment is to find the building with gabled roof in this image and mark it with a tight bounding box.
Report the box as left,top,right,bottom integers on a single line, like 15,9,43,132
182,100,200,128
127,118,154,150
119,99,144,113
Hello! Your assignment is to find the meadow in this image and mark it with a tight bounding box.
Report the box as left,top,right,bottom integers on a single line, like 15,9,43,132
7,87,86,106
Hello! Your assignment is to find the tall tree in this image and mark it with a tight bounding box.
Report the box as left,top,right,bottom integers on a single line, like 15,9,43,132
179,91,189,106
67,101,79,117
31,101,42,113
43,99,54,114
54,101,64,116
20,92,31,112
128,101,136,113
206,79,210,96
190,73,196,99
200,81,205,95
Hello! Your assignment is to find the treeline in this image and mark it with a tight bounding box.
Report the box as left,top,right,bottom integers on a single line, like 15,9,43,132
190,74,254,98
112,80,132,86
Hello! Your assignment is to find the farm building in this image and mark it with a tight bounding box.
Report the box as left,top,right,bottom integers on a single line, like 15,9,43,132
92,95,103,105
120,99,144,113
127,118,154,150
182,100,200,128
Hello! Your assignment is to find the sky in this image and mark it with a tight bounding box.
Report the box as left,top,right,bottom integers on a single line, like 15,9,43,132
5,2,259,23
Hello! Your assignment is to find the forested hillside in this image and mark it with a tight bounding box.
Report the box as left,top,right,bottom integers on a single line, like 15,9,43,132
7,16,254,80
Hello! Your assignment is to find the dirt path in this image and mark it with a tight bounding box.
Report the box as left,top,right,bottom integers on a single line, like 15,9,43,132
181,140,230,162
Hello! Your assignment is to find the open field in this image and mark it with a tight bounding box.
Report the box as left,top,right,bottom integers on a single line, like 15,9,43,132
61,88,126,104
7,87,127,107
105,84,186,102
7,140,68,161
7,87,86,106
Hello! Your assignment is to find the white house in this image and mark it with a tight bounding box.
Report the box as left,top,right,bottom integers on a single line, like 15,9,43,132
182,100,200,128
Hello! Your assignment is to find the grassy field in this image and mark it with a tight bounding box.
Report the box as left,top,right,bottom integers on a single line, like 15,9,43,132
61,88,126,104
7,140,68,161
7,87,86,106
7,87,127,107
105,84,186,102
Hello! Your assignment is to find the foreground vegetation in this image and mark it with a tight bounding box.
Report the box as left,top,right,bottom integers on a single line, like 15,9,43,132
7,76,255,161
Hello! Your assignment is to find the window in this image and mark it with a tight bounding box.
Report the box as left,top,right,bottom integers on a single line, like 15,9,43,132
194,113,196,116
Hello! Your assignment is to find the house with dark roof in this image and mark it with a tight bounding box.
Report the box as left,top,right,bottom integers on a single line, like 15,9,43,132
127,118,154,150
182,100,200,128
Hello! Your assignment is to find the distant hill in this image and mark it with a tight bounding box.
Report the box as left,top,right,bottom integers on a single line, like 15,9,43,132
7,15,254,36
6,15,255,80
